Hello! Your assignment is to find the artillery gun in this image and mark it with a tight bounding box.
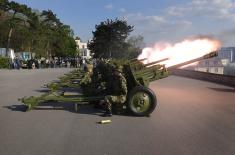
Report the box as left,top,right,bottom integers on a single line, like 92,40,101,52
45,70,83,90
20,51,218,116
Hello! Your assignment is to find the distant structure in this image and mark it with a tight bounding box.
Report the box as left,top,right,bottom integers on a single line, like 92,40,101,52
15,52,35,61
0,48,15,60
75,37,91,60
194,47,235,75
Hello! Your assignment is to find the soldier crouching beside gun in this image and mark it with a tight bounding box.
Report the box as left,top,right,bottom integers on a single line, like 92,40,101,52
103,65,128,117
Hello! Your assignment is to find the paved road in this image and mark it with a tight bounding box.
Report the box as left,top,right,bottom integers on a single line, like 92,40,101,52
0,69,234,155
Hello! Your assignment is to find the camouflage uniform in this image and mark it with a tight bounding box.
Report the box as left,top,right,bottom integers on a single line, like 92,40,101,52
80,64,93,96
104,70,127,115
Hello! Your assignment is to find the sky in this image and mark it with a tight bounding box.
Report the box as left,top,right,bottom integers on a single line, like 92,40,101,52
12,0,235,47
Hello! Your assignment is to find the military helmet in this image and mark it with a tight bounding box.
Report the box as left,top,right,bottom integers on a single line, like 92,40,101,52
113,64,122,72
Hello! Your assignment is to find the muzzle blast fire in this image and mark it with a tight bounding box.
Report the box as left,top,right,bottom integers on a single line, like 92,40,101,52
138,37,221,68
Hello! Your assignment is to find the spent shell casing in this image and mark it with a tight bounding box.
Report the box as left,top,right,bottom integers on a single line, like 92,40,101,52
100,120,112,124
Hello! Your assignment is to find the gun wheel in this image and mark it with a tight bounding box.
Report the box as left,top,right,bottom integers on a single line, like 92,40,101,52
127,86,157,116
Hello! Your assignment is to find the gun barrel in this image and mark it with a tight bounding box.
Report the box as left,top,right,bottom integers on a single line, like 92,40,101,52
130,58,147,62
144,58,169,67
168,51,218,70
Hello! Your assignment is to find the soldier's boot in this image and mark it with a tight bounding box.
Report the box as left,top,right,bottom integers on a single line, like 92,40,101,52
104,102,112,117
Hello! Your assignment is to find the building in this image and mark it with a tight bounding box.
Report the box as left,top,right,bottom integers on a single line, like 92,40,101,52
75,37,91,60
0,48,15,60
195,59,224,74
194,47,235,75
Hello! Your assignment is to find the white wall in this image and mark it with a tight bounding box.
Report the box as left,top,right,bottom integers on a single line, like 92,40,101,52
195,67,224,74
75,39,91,59
0,48,15,60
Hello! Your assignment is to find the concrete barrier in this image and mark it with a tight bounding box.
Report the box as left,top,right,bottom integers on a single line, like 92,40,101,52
171,69,235,88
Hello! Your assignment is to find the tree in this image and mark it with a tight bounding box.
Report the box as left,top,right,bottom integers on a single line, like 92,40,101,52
127,35,145,49
38,10,77,57
0,1,77,58
88,18,134,59
126,35,145,59
0,0,33,55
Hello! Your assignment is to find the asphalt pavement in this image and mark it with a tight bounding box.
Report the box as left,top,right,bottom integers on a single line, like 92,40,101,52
0,69,234,155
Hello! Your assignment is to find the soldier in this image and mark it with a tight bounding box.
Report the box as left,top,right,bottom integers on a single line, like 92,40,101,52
103,65,128,117
80,62,93,96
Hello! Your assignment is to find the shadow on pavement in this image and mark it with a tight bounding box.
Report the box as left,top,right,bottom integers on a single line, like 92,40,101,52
34,89,51,93
4,104,28,112
208,87,235,93
77,105,131,117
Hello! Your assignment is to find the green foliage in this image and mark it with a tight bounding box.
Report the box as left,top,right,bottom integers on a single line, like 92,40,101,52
0,0,77,57
0,56,10,68
88,18,146,60
88,18,134,59
125,35,145,59
127,35,145,48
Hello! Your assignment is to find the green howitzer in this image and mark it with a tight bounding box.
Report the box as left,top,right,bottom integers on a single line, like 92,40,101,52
20,51,218,116
45,63,95,91
45,69,85,90
104,51,218,116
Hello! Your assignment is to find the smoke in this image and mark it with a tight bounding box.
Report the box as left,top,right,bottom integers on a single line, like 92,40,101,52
217,28,235,46
186,34,217,41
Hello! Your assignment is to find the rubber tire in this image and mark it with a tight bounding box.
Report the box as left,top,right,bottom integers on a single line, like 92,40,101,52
127,86,157,116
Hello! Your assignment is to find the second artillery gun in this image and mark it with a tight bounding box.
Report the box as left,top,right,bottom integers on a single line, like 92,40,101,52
20,51,218,116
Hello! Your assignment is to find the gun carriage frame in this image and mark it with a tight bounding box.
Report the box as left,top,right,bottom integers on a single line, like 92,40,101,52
20,51,218,116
